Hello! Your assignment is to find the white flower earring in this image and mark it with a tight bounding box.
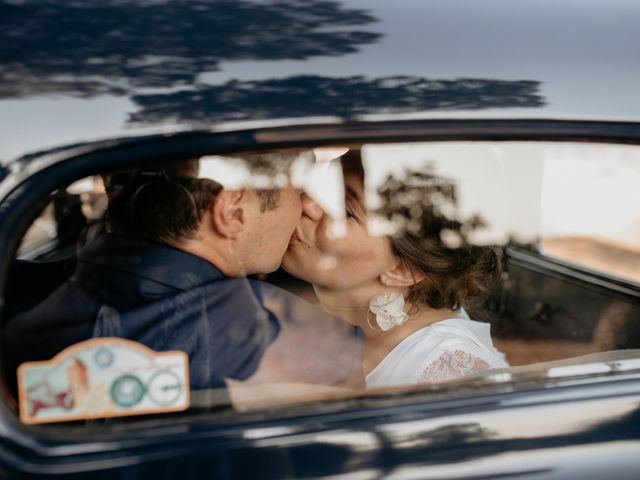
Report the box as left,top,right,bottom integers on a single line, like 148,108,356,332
368,282,408,331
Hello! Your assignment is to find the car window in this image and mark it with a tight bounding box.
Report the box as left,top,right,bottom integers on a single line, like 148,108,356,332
16,202,57,258
3,141,640,428
17,176,107,261
538,143,640,283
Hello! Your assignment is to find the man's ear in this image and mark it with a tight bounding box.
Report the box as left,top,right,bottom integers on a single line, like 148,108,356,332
211,189,246,238
380,261,425,288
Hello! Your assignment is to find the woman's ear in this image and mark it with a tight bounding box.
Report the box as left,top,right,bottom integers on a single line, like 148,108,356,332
381,261,425,287
211,189,246,238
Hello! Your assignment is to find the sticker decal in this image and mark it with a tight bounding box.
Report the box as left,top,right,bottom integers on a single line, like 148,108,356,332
17,338,190,424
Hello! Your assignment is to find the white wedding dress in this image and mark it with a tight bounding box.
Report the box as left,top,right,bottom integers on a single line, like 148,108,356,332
366,317,508,387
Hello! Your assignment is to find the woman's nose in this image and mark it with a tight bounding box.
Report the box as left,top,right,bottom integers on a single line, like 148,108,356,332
301,193,324,222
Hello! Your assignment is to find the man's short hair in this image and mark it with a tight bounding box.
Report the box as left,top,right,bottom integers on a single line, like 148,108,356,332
238,150,304,213
104,160,222,244
256,189,280,212
103,158,287,244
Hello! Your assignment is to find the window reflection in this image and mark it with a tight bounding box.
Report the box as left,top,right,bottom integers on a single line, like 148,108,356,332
4,141,640,424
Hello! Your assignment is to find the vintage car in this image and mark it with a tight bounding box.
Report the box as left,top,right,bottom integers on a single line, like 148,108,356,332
1,0,640,478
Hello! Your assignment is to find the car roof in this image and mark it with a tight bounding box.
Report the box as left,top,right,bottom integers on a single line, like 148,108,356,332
1,0,640,162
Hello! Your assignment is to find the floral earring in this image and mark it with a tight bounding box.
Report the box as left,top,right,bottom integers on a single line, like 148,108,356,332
368,282,408,331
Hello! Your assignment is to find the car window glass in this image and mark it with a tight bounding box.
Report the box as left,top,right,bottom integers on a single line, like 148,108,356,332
538,143,640,283
3,141,640,429
17,202,57,258
361,142,544,245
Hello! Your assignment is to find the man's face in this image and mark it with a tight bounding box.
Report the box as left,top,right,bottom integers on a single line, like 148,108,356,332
240,185,304,274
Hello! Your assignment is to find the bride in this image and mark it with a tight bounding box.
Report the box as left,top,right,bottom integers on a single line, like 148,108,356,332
283,151,508,387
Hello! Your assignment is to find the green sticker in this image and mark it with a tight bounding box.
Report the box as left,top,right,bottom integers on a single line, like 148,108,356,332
110,374,145,408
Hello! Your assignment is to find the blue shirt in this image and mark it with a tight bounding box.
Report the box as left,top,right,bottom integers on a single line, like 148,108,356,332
4,234,364,391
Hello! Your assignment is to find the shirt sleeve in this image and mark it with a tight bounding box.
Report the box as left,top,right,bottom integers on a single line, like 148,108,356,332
416,348,490,384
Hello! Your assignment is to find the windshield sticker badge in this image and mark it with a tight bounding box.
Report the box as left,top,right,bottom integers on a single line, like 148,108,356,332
17,338,190,424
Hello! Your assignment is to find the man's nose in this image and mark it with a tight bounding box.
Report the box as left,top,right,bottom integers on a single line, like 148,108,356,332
301,193,324,222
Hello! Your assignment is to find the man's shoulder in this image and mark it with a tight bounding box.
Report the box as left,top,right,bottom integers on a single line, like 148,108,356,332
77,233,224,290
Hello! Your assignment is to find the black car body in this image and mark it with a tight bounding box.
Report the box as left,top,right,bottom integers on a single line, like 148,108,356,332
1,1,640,478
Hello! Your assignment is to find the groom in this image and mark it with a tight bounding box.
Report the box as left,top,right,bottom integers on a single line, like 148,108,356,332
4,158,364,394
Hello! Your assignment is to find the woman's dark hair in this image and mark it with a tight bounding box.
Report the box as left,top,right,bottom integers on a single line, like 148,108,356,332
390,234,501,311
341,149,501,311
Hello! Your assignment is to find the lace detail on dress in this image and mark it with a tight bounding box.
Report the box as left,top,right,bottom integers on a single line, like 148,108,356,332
417,350,490,384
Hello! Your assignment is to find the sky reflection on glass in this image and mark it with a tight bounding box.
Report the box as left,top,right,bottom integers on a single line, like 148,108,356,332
2,0,640,160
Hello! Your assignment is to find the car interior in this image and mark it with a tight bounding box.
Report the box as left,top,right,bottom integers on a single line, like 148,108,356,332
2,138,640,425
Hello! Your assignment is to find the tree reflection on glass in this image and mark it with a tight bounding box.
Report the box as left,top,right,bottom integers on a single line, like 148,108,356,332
130,76,544,124
0,0,380,98
373,165,487,247
1,0,546,125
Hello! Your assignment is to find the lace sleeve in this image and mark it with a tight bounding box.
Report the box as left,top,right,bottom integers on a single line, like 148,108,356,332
417,349,490,384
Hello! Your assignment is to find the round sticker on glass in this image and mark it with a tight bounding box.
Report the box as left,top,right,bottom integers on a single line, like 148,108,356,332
148,370,182,406
94,348,114,368
110,374,145,408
